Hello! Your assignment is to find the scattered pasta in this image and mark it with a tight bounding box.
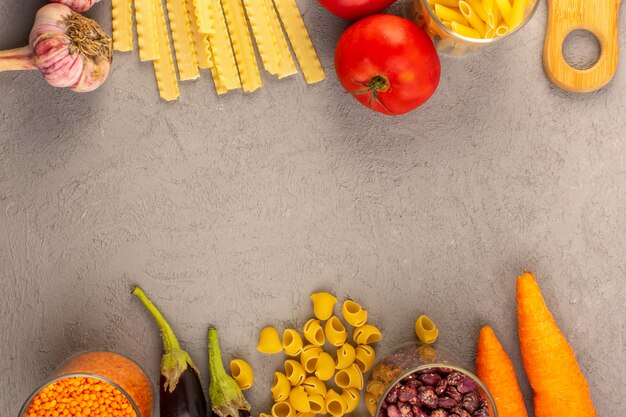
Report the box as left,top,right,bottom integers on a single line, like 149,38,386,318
365,380,386,397
415,315,439,344
341,300,368,327
272,402,295,417
288,386,310,413
335,343,356,370
341,387,360,413
353,323,382,345
325,316,348,347
271,372,292,402
355,344,376,373
230,359,254,390
258,327,283,354
335,363,363,390
303,319,325,347
314,352,335,381
325,389,347,417
285,359,306,386
300,345,323,374
283,329,304,357
301,376,327,397
365,392,378,416
310,292,337,320
308,394,326,414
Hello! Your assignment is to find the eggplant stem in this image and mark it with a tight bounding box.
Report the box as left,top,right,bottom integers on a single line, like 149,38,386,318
0,46,36,72
132,286,182,355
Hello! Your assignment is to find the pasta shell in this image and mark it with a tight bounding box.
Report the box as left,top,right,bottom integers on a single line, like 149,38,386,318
230,359,254,390
314,351,335,381
324,316,348,347
325,389,347,417
342,300,368,327
365,379,386,397
303,319,325,346
301,376,327,397
300,346,323,374
272,402,295,417
335,343,356,370
285,359,307,386
365,392,378,417
308,394,326,414
353,323,382,345
295,413,316,417
335,363,363,389
355,344,376,373
341,387,360,413
272,372,292,402
310,292,337,320
283,329,304,357
415,315,439,344
258,327,283,354
260,413,273,417
289,386,311,413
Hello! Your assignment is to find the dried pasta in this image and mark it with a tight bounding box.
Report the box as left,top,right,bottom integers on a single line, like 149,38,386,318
271,0,324,84
186,0,213,68
242,0,280,74
288,386,310,413
192,0,211,32
324,316,347,347
314,352,335,381
135,0,160,61
285,359,306,386
341,300,368,327
308,394,326,414
355,344,376,373
415,315,439,344
283,329,304,357
164,0,199,80
272,372,292,402
300,345,323,373
335,343,356,370
272,402,295,417
264,0,297,78
221,0,262,92
341,388,360,413
303,319,325,346
459,1,485,36
258,327,283,354
310,292,337,320
230,359,254,390
112,0,133,51
365,392,377,417
324,389,347,417
205,0,241,90
353,323,382,345
301,376,327,397
334,363,363,390
152,0,180,101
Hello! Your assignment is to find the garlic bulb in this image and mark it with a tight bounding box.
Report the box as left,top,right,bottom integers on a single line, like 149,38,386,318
50,0,103,13
0,3,112,92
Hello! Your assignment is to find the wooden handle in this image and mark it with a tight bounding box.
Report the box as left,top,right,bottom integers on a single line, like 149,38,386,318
544,0,621,93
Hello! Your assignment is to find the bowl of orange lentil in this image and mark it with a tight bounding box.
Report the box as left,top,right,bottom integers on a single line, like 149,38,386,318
19,351,154,417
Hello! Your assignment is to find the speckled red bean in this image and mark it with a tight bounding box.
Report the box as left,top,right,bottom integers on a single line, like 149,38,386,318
453,407,470,417
418,373,441,386
412,405,428,417
416,386,438,409
386,386,399,403
435,378,447,395
431,410,449,417
387,404,401,417
445,372,465,386
473,407,489,417
398,385,418,403
399,402,413,417
438,397,458,409
445,386,462,402
461,392,479,413
457,377,477,394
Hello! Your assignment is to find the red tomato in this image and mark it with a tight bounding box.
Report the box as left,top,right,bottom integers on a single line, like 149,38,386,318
334,14,441,116
318,0,397,20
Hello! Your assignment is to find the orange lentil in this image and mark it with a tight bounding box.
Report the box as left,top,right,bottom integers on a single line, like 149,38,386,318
26,377,137,417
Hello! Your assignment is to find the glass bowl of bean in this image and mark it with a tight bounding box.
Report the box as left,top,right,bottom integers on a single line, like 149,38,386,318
18,351,154,417
365,343,498,417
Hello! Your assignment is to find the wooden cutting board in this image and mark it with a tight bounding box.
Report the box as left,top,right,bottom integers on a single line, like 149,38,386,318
544,0,621,92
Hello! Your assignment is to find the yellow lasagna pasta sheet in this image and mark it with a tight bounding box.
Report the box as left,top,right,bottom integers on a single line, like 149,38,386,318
164,0,200,80
264,0,297,78
134,0,160,61
153,0,180,100
112,0,134,51
186,0,214,69
205,0,241,90
242,0,279,75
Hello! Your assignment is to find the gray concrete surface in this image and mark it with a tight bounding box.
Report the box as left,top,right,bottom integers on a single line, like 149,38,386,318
1,0,625,416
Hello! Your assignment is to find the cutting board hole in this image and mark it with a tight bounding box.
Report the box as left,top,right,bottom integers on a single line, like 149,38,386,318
562,30,601,70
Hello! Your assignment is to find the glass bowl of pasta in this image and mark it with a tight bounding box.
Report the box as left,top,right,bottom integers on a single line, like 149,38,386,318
364,343,498,417
411,0,541,54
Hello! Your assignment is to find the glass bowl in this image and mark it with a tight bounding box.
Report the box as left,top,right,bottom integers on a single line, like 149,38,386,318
411,0,541,55
18,351,154,417
365,343,498,417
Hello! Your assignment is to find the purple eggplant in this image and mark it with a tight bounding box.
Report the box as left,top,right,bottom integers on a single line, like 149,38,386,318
207,328,251,417
132,287,208,417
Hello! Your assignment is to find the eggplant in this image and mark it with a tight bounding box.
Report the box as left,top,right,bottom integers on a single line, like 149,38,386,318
132,287,208,417
207,328,251,417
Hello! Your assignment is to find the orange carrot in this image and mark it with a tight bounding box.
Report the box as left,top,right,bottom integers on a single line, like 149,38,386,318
476,326,529,417
517,272,596,417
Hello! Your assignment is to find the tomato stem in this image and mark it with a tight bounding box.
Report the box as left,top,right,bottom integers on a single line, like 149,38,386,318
351,75,392,113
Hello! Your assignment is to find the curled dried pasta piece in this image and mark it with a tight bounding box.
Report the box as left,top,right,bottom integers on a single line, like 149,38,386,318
341,387,360,413
272,402,295,417
353,323,382,345
289,385,310,413
303,319,325,346
310,292,337,320
111,0,133,51
342,300,368,327
415,315,439,345
285,359,307,386
258,327,283,354
335,363,363,390
365,392,377,417
494,0,513,26
324,316,347,347
335,343,356,370
283,329,304,357
230,359,254,390
314,352,335,381
366,380,385,397
308,394,326,414
355,344,376,373
325,389,347,417
295,413,316,417
459,1,486,36
301,376,327,397
300,346,323,373
260,413,273,417
272,372,291,402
